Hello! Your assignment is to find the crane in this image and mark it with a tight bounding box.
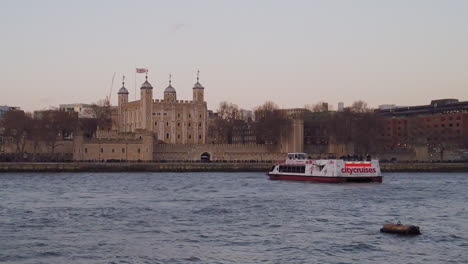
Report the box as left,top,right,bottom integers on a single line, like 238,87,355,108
105,72,116,106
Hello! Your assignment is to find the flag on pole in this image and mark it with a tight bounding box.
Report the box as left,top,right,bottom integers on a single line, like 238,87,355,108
136,68,148,73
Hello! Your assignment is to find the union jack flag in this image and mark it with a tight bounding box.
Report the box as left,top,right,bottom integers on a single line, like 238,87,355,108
136,68,148,73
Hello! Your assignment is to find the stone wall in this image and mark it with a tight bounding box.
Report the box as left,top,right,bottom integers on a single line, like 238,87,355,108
73,134,154,161
154,143,285,162
1,139,73,154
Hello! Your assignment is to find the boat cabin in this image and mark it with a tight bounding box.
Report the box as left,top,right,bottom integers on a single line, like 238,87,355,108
287,153,308,160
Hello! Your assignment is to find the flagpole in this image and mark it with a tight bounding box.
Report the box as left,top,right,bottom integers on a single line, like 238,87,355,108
134,65,137,101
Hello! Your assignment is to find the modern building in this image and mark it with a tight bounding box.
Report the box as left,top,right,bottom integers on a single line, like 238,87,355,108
377,99,468,149
59,103,95,118
0,105,21,118
337,102,344,112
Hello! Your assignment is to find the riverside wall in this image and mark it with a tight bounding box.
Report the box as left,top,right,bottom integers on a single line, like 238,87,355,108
1,162,468,173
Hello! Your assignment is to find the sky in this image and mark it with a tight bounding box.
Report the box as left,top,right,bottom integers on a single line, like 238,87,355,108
1,0,468,112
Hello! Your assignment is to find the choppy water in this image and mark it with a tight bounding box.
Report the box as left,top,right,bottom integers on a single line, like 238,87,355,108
0,172,467,264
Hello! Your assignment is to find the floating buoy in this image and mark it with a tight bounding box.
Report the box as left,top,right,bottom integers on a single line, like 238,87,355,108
380,222,421,235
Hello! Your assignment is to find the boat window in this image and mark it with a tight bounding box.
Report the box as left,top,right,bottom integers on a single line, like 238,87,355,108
288,154,293,159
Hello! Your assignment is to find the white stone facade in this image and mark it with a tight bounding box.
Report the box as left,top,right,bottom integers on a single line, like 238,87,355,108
117,76,207,144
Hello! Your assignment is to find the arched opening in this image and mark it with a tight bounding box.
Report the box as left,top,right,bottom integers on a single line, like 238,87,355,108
201,152,211,162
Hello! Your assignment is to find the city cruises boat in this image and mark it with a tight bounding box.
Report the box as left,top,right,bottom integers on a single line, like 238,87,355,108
268,153,382,183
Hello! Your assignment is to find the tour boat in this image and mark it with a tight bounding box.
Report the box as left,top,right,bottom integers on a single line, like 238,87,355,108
268,153,382,183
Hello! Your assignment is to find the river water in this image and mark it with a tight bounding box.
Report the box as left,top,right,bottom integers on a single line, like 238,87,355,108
0,172,467,264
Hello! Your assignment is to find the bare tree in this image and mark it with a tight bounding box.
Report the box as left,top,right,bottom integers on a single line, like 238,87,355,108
91,103,112,130
208,101,243,144
41,110,78,153
305,102,329,112
350,100,371,113
3,110,31,154
254,101,291,144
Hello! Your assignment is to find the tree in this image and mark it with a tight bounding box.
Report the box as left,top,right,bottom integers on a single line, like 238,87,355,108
209,101,242,144
326,110,384,155
3,110,31,154
254,101,291,144
350,100,371,113
41,110,78,153
305,102,329,112
91,103,112,130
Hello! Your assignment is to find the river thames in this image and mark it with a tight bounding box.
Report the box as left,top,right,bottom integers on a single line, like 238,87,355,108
0,172,467,264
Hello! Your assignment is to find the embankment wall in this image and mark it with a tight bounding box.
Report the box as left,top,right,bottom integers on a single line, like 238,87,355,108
0,162,467,173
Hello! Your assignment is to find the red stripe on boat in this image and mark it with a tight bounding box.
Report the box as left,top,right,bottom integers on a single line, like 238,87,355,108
345,163,372,167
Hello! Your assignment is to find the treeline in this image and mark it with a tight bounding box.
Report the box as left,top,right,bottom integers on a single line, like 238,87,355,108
208,101,291,144
1,105,111,156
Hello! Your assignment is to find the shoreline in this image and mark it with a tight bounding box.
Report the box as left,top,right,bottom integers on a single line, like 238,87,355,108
1,162,468,173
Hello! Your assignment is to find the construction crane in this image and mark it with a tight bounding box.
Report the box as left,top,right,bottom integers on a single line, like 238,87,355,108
105,72,116,106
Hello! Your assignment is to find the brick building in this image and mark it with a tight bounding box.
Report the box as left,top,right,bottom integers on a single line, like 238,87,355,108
378,99,468,149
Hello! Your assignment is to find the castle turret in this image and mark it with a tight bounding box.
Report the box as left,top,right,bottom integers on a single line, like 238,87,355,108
140,72,153,130
117,75,129,132
164,74,177,102
193,70,204,103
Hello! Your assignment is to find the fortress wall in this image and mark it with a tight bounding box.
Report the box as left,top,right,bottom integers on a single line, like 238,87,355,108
153,143,285,161
1,139,73,154
73,135,153,161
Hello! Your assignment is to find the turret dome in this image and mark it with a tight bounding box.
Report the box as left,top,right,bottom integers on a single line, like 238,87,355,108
118,76,129,94
141,80,153,89
164,84,176,93
118,86,129,94
193,81,204,89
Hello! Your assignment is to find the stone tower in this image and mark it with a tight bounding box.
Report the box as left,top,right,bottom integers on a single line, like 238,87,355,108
163,74,177,102
117,76,129,132
140,73,153,130
192,70,204,103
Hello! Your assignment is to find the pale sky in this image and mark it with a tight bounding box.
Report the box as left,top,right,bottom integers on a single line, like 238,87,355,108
1,0,467,112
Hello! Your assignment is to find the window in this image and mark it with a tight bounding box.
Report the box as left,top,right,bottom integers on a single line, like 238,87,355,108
166,133,169,139
188,114,191,118
178,122,180,127
85,148,87,153
101,148,103,153
178,113,181,118
199,122,202,127
166,122,169,126
199,135,202,139
112,149,115,153
163,113,167,116
122,148,125,153
155,122,157,125
199,114,202,118
178,134,181,139
138,148,141,153
189,135,192,139
188,123,191,127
